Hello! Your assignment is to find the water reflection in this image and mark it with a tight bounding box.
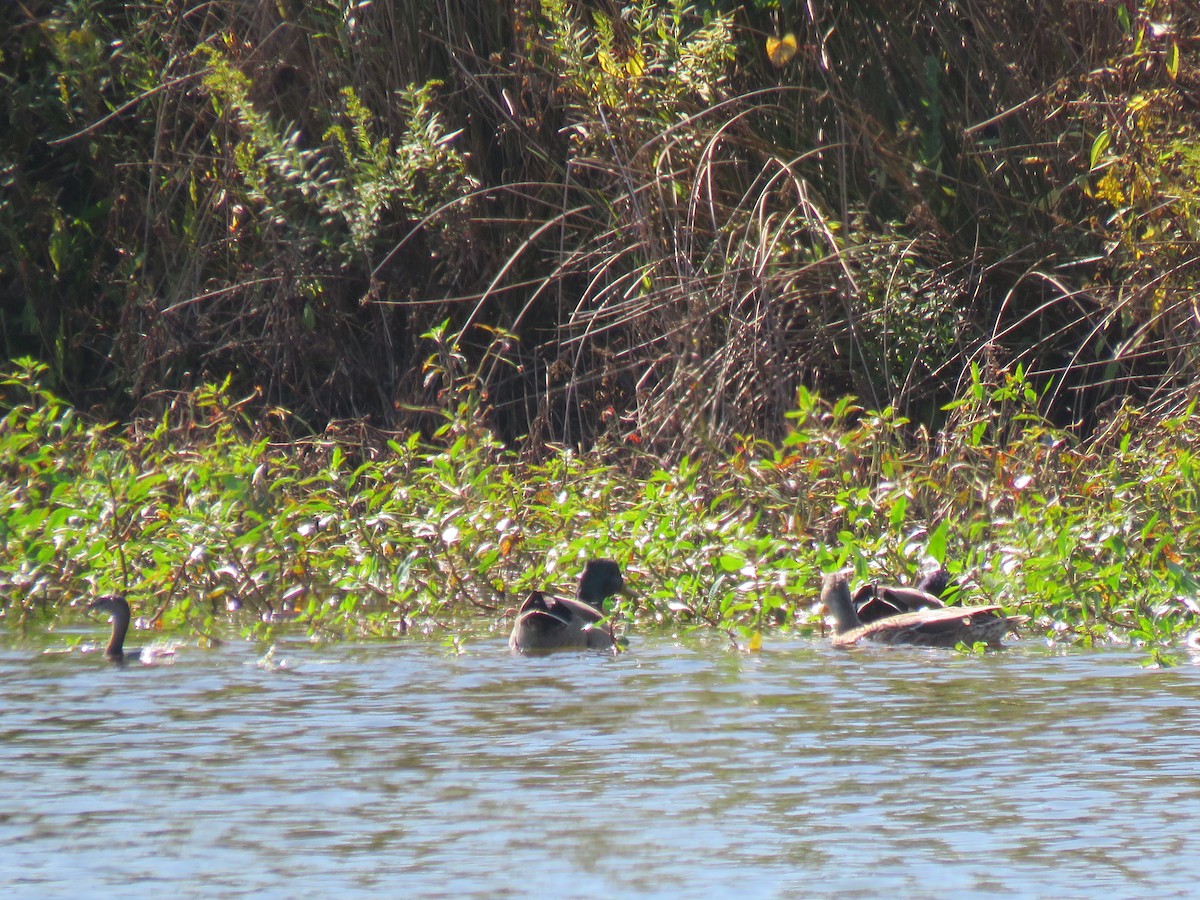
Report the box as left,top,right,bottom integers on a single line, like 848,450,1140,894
3,636,1199,897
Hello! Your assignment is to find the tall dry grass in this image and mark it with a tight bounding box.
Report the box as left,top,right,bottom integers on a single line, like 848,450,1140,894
3,1,1198,454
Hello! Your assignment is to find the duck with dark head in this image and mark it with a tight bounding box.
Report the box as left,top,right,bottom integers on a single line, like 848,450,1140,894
509,559,628,653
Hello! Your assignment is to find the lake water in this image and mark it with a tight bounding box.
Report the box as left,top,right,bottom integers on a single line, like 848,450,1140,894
2,630,1198,898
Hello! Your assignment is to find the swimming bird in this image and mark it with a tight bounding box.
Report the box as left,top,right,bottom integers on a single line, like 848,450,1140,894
822,572,1026,648
509,559,627,653
87,594,144,664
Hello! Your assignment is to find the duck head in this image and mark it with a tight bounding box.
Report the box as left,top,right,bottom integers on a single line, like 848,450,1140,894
577,559,627,609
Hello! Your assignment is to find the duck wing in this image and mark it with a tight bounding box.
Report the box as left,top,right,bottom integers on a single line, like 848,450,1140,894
515,591,603,625
876,585,946,611
852,582,899,624
515,590,557,618
853,583,946,624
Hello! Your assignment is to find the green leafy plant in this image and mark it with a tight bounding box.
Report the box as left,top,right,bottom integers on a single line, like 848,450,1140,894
5,356,1200,659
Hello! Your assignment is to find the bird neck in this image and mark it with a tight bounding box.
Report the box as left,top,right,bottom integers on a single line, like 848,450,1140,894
822,578,862,634
106,607,130,660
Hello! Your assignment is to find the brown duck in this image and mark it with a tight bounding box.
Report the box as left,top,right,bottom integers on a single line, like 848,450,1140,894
509,559,627,653
823,572,1026,648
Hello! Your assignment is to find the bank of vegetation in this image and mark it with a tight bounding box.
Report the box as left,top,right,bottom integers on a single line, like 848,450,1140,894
3,358,1198,659
3,2,1200,655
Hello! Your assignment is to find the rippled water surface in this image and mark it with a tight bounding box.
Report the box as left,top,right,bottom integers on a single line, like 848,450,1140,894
3,632,1199,898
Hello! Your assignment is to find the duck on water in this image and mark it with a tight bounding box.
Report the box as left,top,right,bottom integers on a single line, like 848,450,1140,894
822,572,1027,648
509,559,628,653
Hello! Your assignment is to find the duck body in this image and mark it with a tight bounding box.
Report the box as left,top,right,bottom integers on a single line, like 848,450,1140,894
509,559,625,653
509,591,614,652
823,573,1025,648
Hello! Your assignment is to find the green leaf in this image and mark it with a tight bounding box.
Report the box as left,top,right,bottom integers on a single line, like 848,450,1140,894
1115,3,1131,33
717,553,746,572
926,520,948,564
1089,130,1110,171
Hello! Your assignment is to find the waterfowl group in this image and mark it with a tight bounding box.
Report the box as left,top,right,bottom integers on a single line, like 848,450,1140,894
84,562,631,664
79,559,1025,662
822,571,1026,648
509,558,627,653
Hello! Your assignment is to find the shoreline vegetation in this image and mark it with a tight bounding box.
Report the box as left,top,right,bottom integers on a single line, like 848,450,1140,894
3,358,1199,662
4,4,1200,659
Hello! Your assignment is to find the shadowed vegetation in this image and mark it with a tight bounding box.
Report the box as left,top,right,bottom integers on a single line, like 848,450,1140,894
3,1,1199,448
